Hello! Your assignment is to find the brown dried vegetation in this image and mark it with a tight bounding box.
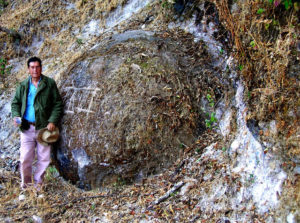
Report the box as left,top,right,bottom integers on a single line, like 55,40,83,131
214,0,299,158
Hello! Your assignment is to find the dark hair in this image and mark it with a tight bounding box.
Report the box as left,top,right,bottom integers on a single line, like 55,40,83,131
27,57,42,68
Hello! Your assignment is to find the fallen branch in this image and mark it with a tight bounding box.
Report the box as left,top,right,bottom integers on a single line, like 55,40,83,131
148,181,184,209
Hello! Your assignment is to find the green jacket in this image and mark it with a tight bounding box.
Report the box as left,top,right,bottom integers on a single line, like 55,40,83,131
11,74,63,131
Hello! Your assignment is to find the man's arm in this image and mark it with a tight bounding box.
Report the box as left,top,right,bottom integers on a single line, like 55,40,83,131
11,84,23,127
11,84,22,118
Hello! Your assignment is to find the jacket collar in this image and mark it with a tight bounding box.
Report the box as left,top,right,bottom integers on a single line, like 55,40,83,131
25,74,45,85
29,76,42,85
24,74,47,94
36,74,47,94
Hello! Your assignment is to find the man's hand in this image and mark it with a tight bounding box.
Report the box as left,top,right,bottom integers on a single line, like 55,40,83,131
47,122,56,131
13,117,21,127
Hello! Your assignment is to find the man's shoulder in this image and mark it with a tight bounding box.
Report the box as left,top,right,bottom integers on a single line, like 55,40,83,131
19,77,30,87
42,75,57,85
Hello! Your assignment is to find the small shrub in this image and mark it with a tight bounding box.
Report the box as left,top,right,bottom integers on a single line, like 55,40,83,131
76,38,83,45
160,0,174,9
206,94,215,107
269,0,299,10
159,0,175,20
250,40,256,48
45,166,59,182
257,8,265,14
238,64,243,71
0,57,12,77
205,112,217,129
205,94,217,129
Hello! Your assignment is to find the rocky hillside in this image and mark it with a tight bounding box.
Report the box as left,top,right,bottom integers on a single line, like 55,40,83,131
0,0,299,222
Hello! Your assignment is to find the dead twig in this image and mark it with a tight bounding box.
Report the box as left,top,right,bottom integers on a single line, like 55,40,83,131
147,181,184,209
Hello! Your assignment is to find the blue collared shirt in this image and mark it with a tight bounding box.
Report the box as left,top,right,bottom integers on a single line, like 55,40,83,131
24,77,41,122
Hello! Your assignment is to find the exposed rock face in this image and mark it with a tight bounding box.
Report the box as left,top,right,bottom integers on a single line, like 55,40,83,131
54,30,213,189
1,0,298,221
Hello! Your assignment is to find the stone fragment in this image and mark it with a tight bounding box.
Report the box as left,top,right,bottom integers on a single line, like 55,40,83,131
32,215,43,223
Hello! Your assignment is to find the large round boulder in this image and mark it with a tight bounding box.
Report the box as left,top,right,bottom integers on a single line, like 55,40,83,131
54,30,211,189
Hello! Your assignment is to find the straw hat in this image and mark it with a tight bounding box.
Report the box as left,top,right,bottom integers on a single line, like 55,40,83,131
37,127,60,146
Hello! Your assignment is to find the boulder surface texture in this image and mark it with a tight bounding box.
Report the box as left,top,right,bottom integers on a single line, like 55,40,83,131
55,30,211,189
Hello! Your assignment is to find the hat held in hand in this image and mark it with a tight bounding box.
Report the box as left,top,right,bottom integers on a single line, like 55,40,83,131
37,127,60,146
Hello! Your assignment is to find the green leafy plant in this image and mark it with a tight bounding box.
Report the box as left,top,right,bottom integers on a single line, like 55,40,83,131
257,8,265,14
248,174,256,184
160,0,174,9
76,38,83,45
250,40,256,48
282,0,293,10
159,0,174,19
140,62,148,68
170,191,178,197
205,94,217,129
238,64,244,71
272,19,279,26
0,57,12,77
206,94,215,107
205,112,217,129
265,23,270,30
269,0,298,10
45,166,59,182
256,157,260,165
0,58,7,75
247,91,252,99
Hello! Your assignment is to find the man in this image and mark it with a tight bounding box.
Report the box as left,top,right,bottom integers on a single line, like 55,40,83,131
11,56,63,189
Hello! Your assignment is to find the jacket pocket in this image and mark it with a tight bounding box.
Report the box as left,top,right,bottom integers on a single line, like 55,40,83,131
38,89,53,109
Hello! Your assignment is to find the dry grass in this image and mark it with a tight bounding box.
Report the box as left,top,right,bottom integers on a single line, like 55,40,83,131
0,132,233,223
0,0,130,59
1,129,282,222
95,0,128,12
155,0,299,153
214,0,299,158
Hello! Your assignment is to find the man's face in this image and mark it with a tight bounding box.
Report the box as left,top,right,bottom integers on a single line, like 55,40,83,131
28,61,42,79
